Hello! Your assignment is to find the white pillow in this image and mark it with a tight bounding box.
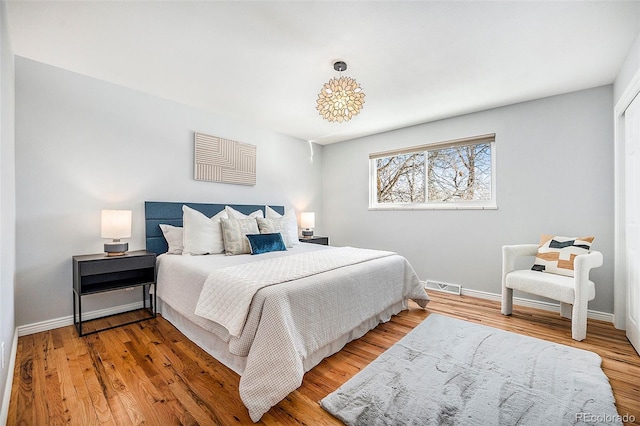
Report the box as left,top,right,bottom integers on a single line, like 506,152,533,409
182,205,228,255
266,206,300,245
159,224,183,255
225,205,264,219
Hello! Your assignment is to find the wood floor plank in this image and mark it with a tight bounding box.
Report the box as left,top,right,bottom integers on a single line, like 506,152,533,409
8,292,640,425
31,333,54,425
11,335,36,425
89,331,146,425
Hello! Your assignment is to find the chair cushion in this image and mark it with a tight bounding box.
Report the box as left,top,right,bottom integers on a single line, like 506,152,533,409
506,270,595,304
531,234,594,277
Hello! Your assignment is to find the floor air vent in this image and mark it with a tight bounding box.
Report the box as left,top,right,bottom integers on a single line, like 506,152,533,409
424,280,461,295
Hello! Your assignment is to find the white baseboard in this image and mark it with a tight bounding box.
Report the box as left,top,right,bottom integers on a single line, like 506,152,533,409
457,287,615,323
0,327,18,426
17,301,145,337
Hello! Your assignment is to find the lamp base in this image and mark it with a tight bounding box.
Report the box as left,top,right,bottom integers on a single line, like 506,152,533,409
302,229,314,237
104,242,128,256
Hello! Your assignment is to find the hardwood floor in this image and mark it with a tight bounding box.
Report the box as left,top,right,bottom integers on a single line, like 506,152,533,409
7,292,640,425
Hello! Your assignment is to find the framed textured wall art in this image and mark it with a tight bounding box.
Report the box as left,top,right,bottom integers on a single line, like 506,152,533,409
194,132,256,186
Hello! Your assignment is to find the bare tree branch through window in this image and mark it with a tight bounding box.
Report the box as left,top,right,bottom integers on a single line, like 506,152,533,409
372,140,493,207
377,153,425,203
427,143,491,202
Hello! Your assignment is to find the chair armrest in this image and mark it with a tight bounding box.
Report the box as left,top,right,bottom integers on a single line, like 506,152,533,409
502,244,538,276
574,250,603,283
503,244,539,259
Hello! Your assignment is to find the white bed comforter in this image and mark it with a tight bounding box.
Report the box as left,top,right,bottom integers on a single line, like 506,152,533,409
195,247,397,337
156,244,429,421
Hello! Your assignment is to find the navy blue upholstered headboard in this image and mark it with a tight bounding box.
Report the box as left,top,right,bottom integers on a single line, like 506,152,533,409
144,201,285,255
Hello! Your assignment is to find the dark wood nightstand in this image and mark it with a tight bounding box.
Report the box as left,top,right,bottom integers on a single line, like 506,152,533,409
72,250,157,336
299,236,329,245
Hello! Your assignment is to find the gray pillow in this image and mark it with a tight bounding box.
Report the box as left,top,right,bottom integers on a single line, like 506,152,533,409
220,217,259,255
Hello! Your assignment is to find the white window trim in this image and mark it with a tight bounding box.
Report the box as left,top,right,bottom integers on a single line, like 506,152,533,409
369,134,498,211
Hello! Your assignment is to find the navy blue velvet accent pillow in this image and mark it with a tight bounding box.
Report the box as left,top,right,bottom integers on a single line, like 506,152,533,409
246,233,287,255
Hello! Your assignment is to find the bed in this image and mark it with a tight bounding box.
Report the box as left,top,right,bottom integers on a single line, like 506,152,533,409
145,201,429,421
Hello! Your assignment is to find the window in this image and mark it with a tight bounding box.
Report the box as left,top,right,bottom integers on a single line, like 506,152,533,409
369,134,496,210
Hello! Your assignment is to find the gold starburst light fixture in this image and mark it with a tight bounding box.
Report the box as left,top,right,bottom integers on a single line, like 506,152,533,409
316,61,365,123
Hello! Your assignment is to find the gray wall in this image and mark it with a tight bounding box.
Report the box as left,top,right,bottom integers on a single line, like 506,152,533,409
322,86,615,313
0,0,16,415
14,57,323,327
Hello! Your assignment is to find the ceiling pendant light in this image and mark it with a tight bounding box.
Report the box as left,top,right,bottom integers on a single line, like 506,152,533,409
316,61,365,123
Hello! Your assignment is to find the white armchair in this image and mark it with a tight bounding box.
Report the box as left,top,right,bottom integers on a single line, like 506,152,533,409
501,244,603,341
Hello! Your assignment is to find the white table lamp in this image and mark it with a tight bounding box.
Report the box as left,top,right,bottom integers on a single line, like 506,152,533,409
101,209,132,256
301,212,315,237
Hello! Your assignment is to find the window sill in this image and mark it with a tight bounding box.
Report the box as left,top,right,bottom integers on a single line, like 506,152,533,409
368,205,498,211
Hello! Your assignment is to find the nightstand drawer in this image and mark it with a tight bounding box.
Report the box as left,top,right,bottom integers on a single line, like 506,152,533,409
299,236,329,245
79,255,155,276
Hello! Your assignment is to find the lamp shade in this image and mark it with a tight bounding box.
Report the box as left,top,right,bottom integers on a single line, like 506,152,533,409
101,210,132,239
301,212,315,229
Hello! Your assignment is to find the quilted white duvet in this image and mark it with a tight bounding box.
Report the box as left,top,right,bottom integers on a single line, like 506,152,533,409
156,244,429,422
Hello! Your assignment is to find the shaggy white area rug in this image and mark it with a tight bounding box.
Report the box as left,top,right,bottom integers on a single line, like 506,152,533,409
321,314,621,425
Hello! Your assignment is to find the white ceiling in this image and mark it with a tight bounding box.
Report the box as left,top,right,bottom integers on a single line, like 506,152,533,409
6,1,640,145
